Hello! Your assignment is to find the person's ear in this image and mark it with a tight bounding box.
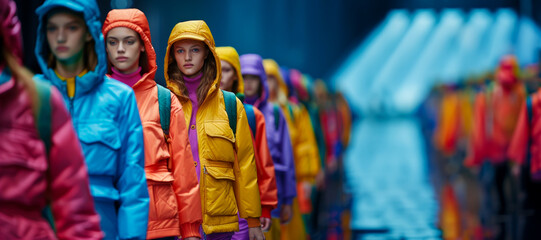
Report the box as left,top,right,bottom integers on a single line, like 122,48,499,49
85,31,92,42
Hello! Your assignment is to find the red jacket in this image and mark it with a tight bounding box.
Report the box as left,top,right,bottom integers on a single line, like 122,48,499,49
252,107,279,218
0,76,102,239
508,89,541,175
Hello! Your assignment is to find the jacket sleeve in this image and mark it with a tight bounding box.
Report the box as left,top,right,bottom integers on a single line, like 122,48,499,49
508,102,529,165
232,98,262,226
115,89,149,239
294,105,321,182
465,94,486,167
169,95,202,238
277,108,297,205
253,108,278,218
48,87,103,240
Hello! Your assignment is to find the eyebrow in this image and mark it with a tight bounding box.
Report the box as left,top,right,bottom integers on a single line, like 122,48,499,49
107,36,137,40
47,20,82,26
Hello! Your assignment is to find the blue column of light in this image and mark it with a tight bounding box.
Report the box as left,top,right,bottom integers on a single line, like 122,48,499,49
390,9,464,115
331,10,411,114
438,9,493,84
366,10,437,116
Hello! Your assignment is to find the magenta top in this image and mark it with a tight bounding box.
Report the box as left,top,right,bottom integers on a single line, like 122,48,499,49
111,66,142,87
184,72,203,181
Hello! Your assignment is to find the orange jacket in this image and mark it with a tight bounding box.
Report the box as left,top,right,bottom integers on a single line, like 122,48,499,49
216,46,278,219
434,90,460,156
103,9,202,238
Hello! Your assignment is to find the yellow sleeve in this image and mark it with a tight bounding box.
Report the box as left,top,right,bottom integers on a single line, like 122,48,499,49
232,98,262,219
295,105,321,182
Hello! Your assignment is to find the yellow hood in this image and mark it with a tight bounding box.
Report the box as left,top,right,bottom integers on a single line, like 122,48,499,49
263,59,288,105
164,20,221,99
216,46,244,94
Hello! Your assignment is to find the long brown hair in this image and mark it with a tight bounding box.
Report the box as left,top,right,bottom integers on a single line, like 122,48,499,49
167,43,217,105
45,8,97,72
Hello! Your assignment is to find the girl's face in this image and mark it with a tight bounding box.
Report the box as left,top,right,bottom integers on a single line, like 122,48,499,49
46,12,92,64
173,39,208,78
106,27,144,74
243,74,260,98
266,74,278,98
220,60,237,91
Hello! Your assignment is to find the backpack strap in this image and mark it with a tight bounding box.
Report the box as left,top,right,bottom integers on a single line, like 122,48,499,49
34,78,52,154
157,84,171,138
156,84,173,171
244,104,257,137
526,96,534,166
273,104,280,131
236,92,245,103
222,90,237,136
32,76,55,232
288,103,295,122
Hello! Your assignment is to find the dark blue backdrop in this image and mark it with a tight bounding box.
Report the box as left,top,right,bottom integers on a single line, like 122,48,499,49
15,0,534,83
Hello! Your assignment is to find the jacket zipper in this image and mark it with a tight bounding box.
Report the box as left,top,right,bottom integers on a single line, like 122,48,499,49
69,98,74,115
68,94,76,131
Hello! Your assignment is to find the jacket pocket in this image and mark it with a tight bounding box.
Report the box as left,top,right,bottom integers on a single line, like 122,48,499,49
147,172,178,222
78,121,121,174
202,122,236,162
203,165,238,216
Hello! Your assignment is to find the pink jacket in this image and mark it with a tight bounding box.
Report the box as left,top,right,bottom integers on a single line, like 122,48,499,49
0,75,103,239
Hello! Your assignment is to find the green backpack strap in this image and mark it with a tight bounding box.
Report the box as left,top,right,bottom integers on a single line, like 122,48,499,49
34,78,52,154
157,84,171,137
273,104,280,131
236,92,245,103
33,76,55,232
222,90,237,136
288,103,295,122
244,103,257,137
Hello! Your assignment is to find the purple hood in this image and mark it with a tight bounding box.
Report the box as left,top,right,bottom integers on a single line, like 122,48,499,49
240,54,268,108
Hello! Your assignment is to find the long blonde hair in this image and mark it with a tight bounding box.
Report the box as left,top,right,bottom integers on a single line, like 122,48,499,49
1,44,38,113
167,44,217,105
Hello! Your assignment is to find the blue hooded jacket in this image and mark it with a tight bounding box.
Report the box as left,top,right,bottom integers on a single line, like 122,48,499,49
240,54,297,217
34,0,149,239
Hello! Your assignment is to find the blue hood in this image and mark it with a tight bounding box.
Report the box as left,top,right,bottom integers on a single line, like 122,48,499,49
35,0,107,97
280,66,297,99
240,53,268,108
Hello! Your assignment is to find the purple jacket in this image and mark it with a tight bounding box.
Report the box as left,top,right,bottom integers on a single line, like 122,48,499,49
240,54,296,216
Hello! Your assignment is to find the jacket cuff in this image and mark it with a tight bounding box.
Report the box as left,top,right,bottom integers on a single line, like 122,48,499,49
180,222,202,238
261,206,273,219
246,217,261,228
